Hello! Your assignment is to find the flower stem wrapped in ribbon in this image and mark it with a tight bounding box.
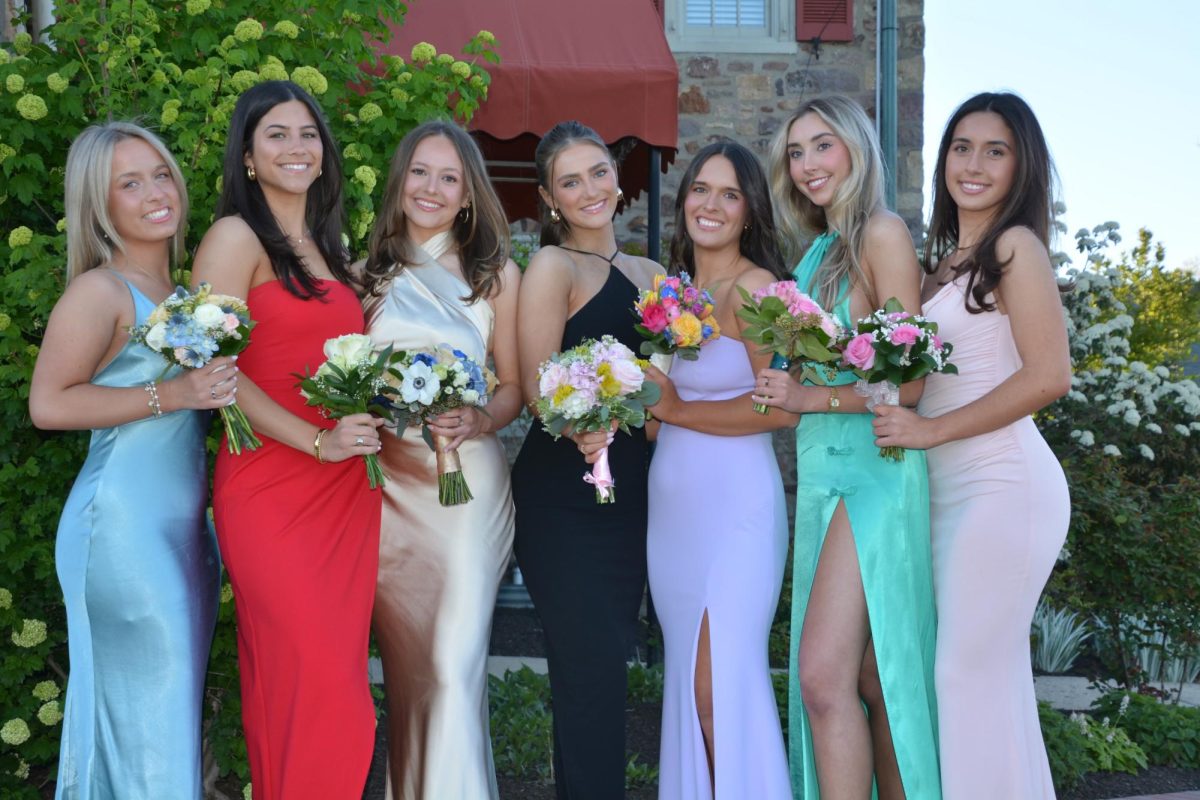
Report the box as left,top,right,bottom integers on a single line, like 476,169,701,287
295,334,399,489
632,272,721,366
735,280,844,414
535,335,660,504
128,282,261,453
384,345,497,506
839,297,958,460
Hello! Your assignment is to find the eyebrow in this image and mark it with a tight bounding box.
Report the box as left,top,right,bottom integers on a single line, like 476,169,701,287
557,161,609,182
952,136,1011,147
692,180,740,194
114,163,170,180
787,132,835,148
411,160,462,173
263,123,319,132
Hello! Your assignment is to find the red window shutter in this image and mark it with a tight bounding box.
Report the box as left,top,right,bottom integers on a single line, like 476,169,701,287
796,0,854,42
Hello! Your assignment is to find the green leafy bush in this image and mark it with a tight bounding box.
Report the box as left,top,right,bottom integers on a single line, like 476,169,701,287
487,667,554,782
1038,701,1093,794
1092,691,1200,768
1069,711,1147,774
0,2,495,794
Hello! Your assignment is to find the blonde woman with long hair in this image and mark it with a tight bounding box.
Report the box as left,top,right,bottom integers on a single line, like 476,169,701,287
753,95,942,799
30,122,235,799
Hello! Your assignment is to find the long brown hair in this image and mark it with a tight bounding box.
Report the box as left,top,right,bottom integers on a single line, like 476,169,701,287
925,92,1056,313
533,120,618,248
364,120,510,302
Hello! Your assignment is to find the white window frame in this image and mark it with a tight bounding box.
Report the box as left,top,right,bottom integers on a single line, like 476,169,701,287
665,0,797,54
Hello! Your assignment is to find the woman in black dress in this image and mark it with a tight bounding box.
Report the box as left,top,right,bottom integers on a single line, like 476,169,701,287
511,120,663,799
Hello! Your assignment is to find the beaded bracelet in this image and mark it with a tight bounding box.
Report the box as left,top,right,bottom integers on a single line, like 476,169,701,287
144,382,162,418
313,428,328,463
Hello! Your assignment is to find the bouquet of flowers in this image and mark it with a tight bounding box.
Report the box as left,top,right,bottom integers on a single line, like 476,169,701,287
386,345,497,506
632,272,721,365
840,297,957,460
736,280,843,413
295,334,399,489
535,335,660,504
128,282,261,453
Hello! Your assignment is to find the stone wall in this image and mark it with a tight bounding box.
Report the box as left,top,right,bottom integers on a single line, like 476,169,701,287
616,0,926,253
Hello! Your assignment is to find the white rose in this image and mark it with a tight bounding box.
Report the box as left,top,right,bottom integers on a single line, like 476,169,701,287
608,358,644,393
194,302,225,329
144,322,168,352
460,389,480,405
323,334,374,368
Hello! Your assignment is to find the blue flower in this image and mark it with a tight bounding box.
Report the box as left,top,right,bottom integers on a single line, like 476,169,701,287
413,352,435,367
452,348,468,360
660,286,679,300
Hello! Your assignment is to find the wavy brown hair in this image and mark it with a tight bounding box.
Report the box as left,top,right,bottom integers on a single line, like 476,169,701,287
534,120,619,248
364,121,509,302
925,92,1056,313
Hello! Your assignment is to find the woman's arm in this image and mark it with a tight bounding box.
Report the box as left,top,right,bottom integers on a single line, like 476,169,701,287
192,218,380,462
30,270,237,430
872,227,1071,450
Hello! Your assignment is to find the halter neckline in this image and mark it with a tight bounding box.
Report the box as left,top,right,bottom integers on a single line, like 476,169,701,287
558,245,621,267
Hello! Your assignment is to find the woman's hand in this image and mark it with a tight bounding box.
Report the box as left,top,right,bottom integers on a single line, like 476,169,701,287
321,413,385,463
426,406,487,452
752,368,819,414
569,421,615,465
644,365,680,423
159,356,240,412
872,404,939,450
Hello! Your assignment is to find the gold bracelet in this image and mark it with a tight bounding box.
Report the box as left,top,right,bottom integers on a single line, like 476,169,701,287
827,386,840,411
144,382,163,418
313,428,327,463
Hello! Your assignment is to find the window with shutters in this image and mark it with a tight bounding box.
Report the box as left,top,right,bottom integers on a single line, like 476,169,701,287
665,0,797,53
796,0,854,43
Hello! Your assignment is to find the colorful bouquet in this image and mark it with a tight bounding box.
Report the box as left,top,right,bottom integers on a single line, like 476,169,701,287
632,272,721,364
128,282,261,453
840,297,957,460
386,345,497,506
535,335,660,503
736,280,844,413
295,334,399,489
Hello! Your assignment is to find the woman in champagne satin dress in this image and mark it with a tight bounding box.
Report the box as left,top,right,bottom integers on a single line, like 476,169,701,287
360,121,522,800
872,92,1071,799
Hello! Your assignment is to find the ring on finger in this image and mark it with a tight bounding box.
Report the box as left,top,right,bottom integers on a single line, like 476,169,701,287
355,436,365,446
210,388,217,400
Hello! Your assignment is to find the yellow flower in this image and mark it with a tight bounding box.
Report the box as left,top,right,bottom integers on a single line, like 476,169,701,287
391,88,409,103
1,719,30,745
16,94,48,121
436,53,454,65
352,209,375,241
385,55,405,71
231,69,260,92
12,618,47,648
6,74,25,93
343,143,362,160
0,587,10,608
552,383,575,407
0,144,15,164
8,226,33,248
37,701,62,726
160,106,179,126
671,312,703,346
0,49,9,64
32,680,60,701
55,218,66,232
478,30,496,44
397,72,413,85
705,315,721,338
353,165,377,194
411,42,436,63
125,35,141,50
185,0,211,15
0,313,10,331
234,19,264,42
290,66,328,95
273,20,299,39
13,32,33,55
259,60,288,82
451,61,471,80
469,75,484,89
149,69,167,87
220,583,233,603
596,362,621,398
358,102,382,123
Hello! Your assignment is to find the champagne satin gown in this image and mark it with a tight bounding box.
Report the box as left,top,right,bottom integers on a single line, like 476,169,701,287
919,276,1068,800
54,274,219,800
364,231,515,800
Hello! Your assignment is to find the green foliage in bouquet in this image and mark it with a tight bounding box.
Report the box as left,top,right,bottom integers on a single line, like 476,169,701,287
0,1,495,793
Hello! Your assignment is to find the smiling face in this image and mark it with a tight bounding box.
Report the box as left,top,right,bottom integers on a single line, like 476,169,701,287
107,136,181,248
244,99,323,196
683,154,747,253
944,110,1017,222
401,134,468,241
541,142,618,231
786,111,852,208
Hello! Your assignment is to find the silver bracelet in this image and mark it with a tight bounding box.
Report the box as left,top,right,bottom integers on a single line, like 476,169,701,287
144,382,162,418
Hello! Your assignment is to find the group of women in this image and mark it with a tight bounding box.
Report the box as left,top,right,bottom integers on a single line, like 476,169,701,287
29,78,1071,800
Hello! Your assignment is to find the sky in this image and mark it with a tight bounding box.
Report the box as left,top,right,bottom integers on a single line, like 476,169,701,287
923,0,1200,269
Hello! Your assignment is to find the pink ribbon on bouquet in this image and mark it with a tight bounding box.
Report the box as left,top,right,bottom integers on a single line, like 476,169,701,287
583,446,616,503
854,378,900,411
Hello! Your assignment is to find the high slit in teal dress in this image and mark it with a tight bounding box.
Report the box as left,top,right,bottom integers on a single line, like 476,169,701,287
787,232,941,799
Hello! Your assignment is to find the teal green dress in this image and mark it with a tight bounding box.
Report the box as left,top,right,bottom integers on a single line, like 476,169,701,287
787,232,941,799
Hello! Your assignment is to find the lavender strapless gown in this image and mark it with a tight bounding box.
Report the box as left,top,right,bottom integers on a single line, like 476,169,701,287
647,336,791,800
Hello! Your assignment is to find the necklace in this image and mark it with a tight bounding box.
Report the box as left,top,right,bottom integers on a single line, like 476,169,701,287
291,230,312,246
558,245,621,267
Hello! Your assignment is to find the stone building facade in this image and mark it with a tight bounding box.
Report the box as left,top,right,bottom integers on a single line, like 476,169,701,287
616,0,926,249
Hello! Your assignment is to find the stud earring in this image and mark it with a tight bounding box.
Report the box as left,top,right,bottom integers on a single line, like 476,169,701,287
549,207,561,223
617,188,625,205
246,164,257,182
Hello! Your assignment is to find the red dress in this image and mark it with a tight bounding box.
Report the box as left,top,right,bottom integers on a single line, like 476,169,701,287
213,280,381,800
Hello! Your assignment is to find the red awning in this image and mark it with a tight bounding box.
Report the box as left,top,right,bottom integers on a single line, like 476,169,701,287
385,0,678,222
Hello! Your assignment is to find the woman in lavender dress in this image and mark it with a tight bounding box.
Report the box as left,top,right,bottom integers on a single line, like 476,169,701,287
644,142,796,799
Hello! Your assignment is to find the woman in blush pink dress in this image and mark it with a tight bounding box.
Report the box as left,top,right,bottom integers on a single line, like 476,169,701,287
872,92,1072,800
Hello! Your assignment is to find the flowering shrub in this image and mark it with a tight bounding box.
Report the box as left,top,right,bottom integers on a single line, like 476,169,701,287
0,1,495,794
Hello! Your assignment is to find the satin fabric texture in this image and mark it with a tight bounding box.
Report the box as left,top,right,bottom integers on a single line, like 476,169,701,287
647,336,792,799
212,279,381,800
920,277,1069,800
54,275,219,800
787,233,943,799
364,231,514,800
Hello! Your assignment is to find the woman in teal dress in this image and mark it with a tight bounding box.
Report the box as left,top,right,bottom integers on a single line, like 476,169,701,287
754,96,941,799
29,123,236,799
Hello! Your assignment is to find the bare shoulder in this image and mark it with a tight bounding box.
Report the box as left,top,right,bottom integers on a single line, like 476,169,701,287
996,225,1050,269
198,215,262,251
863,209,917,250
733,263,777,294
624,254,665,289
491,258,522,297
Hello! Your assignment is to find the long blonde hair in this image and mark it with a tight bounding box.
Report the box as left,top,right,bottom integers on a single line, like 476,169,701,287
63,122,189,282
768,95,884,310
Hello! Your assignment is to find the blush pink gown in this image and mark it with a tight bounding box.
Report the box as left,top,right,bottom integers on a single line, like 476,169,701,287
919,276,1069,800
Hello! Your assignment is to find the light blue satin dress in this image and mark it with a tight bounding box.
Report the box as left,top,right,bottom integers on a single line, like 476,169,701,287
54,275,219,800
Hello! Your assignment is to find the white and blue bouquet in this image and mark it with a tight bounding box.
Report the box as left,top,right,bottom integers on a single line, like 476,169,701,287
128,282,261,453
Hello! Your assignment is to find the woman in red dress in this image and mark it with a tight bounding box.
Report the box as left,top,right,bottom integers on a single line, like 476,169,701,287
192,80,383,800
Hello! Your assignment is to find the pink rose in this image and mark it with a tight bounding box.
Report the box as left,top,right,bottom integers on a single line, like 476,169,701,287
842,332,876,370
931,334,944,350
641,303,668,334
222,313,241,333
889,324,921,346
609,357,645,393
665,304,681,322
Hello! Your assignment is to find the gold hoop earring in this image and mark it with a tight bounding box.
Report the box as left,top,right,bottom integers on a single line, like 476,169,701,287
617,188,625,205
549,207,561,223
246,164,257,182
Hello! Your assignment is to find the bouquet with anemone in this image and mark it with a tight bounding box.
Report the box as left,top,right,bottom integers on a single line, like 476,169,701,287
128,282,260,453
632,272,720,368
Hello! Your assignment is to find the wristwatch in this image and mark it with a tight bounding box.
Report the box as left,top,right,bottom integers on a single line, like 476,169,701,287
828,386,840,411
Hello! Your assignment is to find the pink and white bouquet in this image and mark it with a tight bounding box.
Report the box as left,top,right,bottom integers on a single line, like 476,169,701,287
535,335,660,504
839,297,957,460
128,282,261,453
632,272,721,363
295,334,400,489
385,345,497,506
736,280,844,413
